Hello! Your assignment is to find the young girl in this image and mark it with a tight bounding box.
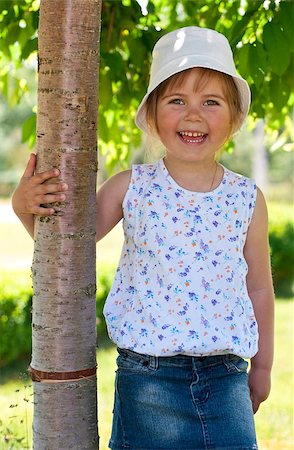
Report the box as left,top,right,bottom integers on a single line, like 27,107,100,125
13,26,274,449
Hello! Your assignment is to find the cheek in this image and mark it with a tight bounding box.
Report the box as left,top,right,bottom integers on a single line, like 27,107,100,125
157,113,177,134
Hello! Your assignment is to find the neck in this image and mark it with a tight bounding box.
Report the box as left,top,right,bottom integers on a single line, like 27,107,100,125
163,157,221,193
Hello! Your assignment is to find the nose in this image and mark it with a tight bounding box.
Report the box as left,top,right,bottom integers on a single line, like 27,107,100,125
185,104,202,122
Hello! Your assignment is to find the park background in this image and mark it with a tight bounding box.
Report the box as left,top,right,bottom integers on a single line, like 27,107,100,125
0,0,293,449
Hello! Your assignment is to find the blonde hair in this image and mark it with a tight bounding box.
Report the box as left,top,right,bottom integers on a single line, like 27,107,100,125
145,67,242,140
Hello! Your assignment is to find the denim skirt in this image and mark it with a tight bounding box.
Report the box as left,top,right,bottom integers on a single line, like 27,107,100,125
109,348,258,450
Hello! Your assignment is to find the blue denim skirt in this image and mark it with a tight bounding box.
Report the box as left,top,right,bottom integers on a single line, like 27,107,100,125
109,348,257,450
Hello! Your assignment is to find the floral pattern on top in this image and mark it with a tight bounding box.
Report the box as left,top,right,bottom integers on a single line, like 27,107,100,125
104,159,258,358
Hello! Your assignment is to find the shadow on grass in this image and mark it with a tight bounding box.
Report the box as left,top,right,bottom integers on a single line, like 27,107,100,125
0,355,31,385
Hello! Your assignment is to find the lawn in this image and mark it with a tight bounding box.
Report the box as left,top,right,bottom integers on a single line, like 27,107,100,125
0,199,124,271
0,299,293,450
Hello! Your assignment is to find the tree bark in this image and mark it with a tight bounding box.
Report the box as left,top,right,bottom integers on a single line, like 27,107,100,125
30,1,101,448
253,119,268,196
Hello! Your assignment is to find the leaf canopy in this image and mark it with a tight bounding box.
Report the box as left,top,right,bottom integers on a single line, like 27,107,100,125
0,0,293,170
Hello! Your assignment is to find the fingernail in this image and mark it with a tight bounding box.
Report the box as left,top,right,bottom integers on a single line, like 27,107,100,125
62,183,68,190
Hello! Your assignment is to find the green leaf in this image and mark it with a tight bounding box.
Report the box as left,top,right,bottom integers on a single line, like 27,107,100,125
98,110,109,142
5,22,20,46
236,43,250,78
229,1,262,48
248,42,268,88
21,113,36,144
278,1,294,51
99,72,112,106
0,72,9,98
263,22,290,76
102,51,124,81
147,1,156,14
21,37,38,59
269,74,291,111
126,34,146,65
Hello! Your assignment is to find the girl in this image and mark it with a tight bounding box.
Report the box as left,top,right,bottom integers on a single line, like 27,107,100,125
13,26,274,449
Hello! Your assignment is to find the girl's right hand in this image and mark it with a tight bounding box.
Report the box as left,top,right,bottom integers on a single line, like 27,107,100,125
12,153,68,216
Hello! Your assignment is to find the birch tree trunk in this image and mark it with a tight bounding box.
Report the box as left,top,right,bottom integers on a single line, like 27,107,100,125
30,1,101,448
253,119,268,196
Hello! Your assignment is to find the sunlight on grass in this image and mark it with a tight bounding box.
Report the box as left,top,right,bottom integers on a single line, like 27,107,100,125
0,199,124,271
0,374,33,450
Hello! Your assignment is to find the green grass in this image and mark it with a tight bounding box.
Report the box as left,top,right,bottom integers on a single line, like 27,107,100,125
0,300,293,450
0,202,124,272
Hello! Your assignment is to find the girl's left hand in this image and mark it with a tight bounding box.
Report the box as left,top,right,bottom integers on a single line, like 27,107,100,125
248,366,271,414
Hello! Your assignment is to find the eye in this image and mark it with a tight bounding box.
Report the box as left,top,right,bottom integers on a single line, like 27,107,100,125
169,98,184,105
204,99,219,106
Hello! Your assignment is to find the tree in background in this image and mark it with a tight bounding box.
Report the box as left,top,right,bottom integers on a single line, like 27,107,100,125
0,0,293,172
29,0,101,448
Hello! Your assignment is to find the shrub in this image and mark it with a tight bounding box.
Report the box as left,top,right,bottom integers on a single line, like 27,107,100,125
0,269,115,368
0,277,32,367
96,267,115,337
269,221,294,297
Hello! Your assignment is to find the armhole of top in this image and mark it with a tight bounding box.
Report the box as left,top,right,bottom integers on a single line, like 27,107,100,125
121,164,137,212
247,179,258,227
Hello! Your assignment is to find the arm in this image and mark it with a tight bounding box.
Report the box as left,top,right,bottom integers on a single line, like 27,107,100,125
244,187,275,414
11,153,68,239
96,170,131,242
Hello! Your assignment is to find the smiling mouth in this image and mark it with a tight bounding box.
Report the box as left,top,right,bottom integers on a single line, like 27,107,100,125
178,131,207,143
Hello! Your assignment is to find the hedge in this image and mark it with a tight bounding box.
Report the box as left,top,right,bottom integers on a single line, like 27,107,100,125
269,221,294,297
0,219,293,367
0,269,114,368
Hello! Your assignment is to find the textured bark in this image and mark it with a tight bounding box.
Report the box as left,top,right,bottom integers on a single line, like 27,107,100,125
31,1,101,448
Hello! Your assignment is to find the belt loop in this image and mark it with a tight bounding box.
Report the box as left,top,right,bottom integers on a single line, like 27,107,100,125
149,355,158,370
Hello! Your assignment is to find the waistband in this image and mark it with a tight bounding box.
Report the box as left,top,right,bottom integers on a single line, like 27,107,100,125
117,347,243,369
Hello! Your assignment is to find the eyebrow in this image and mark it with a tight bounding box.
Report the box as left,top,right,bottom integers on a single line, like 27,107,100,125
204,94,226,101
162,92,226,101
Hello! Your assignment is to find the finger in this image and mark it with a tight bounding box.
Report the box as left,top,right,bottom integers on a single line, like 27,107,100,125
252,397,260,414
35,168,61,184
32,205,56,216
22,153,37,178
37,182,68,195
37,193,66,204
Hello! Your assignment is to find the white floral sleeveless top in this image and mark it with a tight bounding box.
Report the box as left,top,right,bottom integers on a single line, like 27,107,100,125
104,159,258,358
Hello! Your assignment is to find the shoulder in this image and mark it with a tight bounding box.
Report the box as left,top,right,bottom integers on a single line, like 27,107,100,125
224,166,256,189
244,187,268,255
223,166,257,211
131,161,159,179
248,187,268,232
97,169,132,204
108,169,132,190
99,160,160,201
244,187,272,292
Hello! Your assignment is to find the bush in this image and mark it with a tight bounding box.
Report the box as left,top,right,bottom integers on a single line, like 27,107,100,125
0,277,32,367
96,267,115,337
0,269,115,368
269,221,294,297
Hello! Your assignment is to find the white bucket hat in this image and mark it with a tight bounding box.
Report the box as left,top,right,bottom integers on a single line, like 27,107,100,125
135,26,251,134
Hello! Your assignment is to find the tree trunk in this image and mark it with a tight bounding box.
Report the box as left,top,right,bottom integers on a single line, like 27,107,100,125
253,119,268,196
30,1,101,448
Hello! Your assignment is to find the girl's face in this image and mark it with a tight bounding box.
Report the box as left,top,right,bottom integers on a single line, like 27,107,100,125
156,68,232,165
